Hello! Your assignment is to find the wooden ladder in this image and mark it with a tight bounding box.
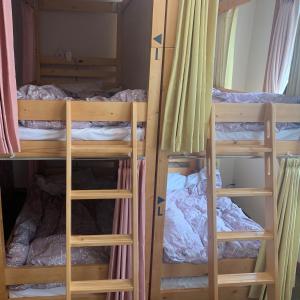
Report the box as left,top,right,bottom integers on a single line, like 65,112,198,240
65,101,139,299
206,103,278,299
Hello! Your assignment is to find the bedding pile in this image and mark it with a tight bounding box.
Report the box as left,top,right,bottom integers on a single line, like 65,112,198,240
18,84,146,130
213,89,300,133
164,169,263,263
6,169,114,290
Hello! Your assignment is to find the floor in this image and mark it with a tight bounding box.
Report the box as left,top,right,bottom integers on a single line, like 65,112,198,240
292,272,300,299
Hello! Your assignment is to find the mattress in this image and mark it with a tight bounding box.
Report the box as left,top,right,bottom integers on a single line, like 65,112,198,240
19,125,145,141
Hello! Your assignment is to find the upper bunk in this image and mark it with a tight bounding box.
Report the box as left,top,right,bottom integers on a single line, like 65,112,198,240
9,0,154,159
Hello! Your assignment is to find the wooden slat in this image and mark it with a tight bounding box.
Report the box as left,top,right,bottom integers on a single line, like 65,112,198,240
219,0,250,14
218,272,274,287
216,144,271,155
18,101,147,122
70,234,133,247
12,141,145,159
71,144,132,157
215,103,300,123
71,279,134,294
11,296,105,300
71,189,132,200
160,287,251,300
39,0,118,13
216,188,273,197
217,231,273,241
40,67,116,79
215,103,265,122
41,56,118,67
5,264,108,285
162,259,256,278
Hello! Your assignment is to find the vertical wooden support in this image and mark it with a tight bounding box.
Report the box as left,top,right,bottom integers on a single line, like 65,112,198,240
264,103,279,300
145,0,167,295
0,191,8,300
206,105,218,300
131,103,139,300
34,0,41,83
66,101,72,300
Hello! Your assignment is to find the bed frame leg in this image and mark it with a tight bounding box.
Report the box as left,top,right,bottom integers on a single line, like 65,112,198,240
0,190,8,299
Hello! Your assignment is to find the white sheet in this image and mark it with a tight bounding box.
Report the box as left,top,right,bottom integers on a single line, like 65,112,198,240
216,127,300,141
19,126,300,142
9,287,65,298
19,126,145,141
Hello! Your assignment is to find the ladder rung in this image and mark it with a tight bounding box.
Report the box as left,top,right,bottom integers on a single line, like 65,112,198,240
71,144,132,157
216,144,272,155
70,279,134,294
217,231,273,241
216,188,273,197
71,189,133,200
70,234,133,247
218,272,274,287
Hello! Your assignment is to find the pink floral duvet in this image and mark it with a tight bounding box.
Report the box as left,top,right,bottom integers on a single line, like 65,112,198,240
163,169,262,263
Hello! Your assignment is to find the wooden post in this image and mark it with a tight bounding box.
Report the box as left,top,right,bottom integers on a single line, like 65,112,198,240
145,0,167,296
0,190,8,300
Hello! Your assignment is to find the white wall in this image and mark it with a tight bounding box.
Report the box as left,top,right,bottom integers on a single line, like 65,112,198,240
40,11,117,58
232,0,276,91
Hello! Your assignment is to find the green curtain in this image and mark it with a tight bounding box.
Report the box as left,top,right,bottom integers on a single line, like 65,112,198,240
249,158,300,300
161,0,218,153
214,8,238,89
286,20,300,96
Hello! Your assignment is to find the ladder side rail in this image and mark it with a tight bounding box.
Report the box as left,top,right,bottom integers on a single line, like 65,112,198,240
206,104,218,299
66,100,72,300
264,103,279,299
131,102,139,299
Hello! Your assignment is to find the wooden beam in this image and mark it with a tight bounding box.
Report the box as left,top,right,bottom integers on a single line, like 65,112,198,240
39,0,118,13
5,264,108,285
41,56,118,67
219,0,251,14
18,101,147,122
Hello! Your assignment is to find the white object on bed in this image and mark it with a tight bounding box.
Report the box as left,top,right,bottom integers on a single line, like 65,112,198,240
9,287,65,298
19,126,145,141
216,127,300,141
163,169,263,264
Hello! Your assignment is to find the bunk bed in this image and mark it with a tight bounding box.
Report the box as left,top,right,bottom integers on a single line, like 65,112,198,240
150,0,300,299
0,0,164,299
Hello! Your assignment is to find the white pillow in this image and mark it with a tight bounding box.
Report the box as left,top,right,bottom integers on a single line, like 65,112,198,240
167,173,186,192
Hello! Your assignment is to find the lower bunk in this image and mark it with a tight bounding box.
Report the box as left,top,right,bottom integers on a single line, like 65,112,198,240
1,160,140,300
153,160,262,300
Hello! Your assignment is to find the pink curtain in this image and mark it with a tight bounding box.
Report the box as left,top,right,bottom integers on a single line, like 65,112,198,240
0,0,20,154
264,0,300,94
21,0,36,85
107,160,146,300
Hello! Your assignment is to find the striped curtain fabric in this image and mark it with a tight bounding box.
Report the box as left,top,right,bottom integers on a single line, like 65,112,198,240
0,0,20,154
249,159,300,300
161,0,218,153
286,19,300,96
214,8,238,89
264,0,300,94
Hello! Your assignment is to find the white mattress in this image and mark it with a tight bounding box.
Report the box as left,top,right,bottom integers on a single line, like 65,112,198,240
19,126,300,142
9,287,65,298
19,126,145,141
161,276,208,290
216,127,300,141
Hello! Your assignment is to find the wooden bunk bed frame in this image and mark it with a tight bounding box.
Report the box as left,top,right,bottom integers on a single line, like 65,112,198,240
0,0,166,299
150,0,300,299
